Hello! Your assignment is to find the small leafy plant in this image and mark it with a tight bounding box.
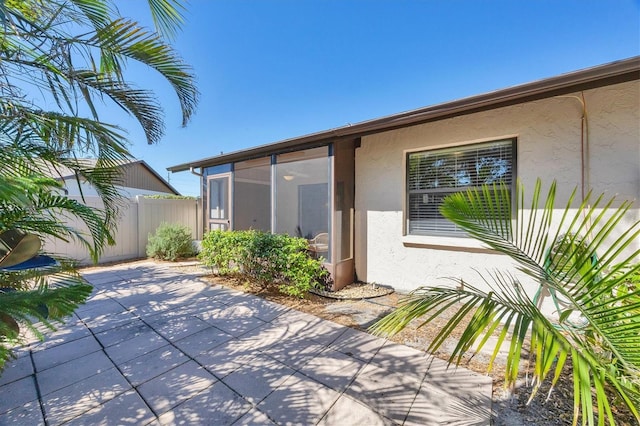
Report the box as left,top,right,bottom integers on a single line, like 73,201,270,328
146,222,196,261
199,230,328,297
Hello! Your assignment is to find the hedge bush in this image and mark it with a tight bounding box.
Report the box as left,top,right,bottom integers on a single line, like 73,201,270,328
198,230,328,297
146,222,196,261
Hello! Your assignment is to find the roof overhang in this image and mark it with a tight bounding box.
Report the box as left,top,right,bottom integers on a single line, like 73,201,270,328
168,56,640,173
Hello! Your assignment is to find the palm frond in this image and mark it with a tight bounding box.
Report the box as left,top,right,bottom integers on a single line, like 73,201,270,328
88,18,197,129
1,1,197,141
146,0,186,40
0,150,116,260
372,179,640,424
0,0,195,373
70,0,112,29
0,265,92,368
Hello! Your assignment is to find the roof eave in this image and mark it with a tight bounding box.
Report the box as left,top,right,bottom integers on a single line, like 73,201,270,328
168,56,640,173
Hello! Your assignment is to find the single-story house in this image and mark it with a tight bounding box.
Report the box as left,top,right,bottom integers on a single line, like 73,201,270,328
169,57,639,293
52,159,180,197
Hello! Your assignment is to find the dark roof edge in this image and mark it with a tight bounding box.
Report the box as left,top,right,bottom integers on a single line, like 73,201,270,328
168,56,640,172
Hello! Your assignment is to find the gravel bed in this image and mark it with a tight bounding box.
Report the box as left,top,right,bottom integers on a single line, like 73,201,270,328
310,282,394,299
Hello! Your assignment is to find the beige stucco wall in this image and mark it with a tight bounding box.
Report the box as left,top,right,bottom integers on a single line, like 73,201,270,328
354,80,639,296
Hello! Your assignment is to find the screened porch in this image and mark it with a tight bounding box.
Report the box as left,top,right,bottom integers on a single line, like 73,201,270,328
201,142,356,290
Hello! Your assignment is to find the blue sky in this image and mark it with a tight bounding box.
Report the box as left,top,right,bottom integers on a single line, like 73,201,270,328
113,1,640,196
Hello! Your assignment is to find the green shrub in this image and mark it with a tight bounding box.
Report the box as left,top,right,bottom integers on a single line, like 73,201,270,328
146,222,195,261
199,230,328,297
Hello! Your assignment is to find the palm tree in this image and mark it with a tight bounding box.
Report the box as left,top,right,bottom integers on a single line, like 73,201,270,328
0,0,198,369
0,163,94,364
1,0,198,233
371,180,640,425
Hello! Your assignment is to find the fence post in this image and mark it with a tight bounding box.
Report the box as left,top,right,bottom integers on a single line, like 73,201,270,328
136,195,145,257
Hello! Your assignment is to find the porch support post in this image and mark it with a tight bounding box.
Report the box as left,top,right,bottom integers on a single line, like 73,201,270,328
270,154,277,233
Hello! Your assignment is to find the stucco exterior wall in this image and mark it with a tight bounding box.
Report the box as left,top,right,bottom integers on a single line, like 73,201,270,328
354,80,639,295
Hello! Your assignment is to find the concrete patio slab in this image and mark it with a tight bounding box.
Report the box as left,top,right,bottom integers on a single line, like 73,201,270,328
156,381,252,425
83,308,140,334
74,296,127,318
104,329,168,364
369,341,433,382
0,375,39,415
0,400,44,425
137,360,217,415
36,350,115,396
0,350,33,386
172,325,233,357
257,371,341,425
41,367,131,425
260,336,327,370
62,390,156,426
298,347,366,392
318,394,394,426
231,297,290,323
145,314,212,341
28,319,92,351
345,362,424,424
32,334,102,372
194,338,261,379
405,381,491,426
329,325,388,363
118,345,187,387
221,354,296,404
94,318,154,348
298,317,348,347
234,408,277,425
198,304,268,337
0,261,492,425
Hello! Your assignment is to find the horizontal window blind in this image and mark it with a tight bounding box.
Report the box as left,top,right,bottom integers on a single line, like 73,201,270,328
407,139,515,237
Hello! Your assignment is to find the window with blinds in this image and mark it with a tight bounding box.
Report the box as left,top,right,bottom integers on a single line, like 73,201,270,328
406,139,516,236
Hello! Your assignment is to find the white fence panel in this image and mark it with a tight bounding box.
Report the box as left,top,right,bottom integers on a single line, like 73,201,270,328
103,199,139,263
136,196,200,256
43,196,199,265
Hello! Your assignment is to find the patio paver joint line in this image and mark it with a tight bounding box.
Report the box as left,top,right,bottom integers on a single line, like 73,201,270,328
3,262,492,425
65,303,162,424
29,348,48,426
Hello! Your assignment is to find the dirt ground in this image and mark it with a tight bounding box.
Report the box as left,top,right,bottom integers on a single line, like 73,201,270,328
164,262,635,425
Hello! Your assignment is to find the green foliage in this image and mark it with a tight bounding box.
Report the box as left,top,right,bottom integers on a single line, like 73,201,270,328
0,1,198,243
146,222,195,261
371,180,640,425
199,230,328,297
0,259,93,369
0,0,197,371
0,163,114,262
614,266,640,286
0,159,101,371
